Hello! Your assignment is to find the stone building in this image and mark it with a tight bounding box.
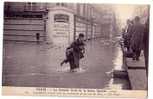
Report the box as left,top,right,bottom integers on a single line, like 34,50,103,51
4,2,117,46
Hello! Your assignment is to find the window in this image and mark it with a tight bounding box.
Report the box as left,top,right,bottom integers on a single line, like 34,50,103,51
56,3,60,6
56,3,67,7
25,2,37,11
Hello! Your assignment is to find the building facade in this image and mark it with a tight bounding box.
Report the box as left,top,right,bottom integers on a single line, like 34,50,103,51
4,2,117,46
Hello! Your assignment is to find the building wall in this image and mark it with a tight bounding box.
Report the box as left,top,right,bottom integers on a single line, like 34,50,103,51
4,2,117,43
5,2,47,12
4,18,45,42
46,7,74,46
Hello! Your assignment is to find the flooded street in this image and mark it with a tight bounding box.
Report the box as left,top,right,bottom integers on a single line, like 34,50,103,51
3,39,130,89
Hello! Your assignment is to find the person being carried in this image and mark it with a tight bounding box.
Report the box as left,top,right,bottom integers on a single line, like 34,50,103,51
60,33,85,72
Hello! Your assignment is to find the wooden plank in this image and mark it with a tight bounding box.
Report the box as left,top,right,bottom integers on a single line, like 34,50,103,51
126,55,145,68
4,19,44,25
4,30,44,36
127,69,147,90
126,54,147,90
4,24,44,31
4,35,44,41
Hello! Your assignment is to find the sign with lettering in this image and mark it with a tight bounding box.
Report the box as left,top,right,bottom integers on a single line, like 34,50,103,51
54,14,69,23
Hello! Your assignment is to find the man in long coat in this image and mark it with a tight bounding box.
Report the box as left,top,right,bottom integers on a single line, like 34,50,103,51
130,16,144,60
143,18,149,76
68,33,85,72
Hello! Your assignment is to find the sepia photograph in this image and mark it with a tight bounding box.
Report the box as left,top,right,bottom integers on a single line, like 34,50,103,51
1,1,150,97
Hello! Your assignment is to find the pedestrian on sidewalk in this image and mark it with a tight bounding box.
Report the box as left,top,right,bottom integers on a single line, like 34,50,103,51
125,19,134,51
130,16,144,61
143,18,149,76
122,28,129,49
121,28,133,58
60,33,85,72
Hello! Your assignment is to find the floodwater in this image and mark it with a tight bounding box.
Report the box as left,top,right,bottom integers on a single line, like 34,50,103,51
2,39,130,89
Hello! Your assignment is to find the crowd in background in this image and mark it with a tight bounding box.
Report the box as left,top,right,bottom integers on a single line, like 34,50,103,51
122,16,149,76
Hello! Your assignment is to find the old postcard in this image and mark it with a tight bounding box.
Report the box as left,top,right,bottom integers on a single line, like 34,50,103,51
1,0,150,98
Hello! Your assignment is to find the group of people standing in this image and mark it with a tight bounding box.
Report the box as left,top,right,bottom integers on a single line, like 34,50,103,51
122,16,149,76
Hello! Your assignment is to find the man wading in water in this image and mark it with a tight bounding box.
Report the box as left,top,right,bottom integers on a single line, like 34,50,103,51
60,33,85,72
